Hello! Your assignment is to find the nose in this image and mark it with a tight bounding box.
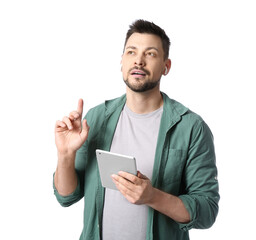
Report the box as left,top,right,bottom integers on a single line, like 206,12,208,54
134,53,145,67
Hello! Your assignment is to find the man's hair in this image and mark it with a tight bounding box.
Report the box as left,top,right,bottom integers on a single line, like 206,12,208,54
124,19,171,60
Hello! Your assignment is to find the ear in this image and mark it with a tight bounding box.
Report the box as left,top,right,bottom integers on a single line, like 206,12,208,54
163,59,171,76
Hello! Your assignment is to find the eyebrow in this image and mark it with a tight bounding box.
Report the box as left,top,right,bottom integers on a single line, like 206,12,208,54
125,46,159,52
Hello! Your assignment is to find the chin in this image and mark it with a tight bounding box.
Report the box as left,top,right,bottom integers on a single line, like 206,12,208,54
124,78,160,93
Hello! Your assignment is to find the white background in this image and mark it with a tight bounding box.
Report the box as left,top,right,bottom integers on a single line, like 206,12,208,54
0,0,255,239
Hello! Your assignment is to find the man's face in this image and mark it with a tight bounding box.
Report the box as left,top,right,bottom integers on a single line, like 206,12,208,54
121,33,168,93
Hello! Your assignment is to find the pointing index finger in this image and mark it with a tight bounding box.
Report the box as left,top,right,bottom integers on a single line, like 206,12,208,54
77,98,84,116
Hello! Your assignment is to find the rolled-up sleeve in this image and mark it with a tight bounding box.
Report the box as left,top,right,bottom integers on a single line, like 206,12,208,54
178,120,220,230
53,172,83,207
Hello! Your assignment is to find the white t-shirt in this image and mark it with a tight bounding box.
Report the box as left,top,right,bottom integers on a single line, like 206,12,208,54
102,104,163,240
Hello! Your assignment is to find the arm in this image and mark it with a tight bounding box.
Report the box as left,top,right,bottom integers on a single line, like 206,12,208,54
54,99,90,197
54,152,77,196
178,120,219,230
147,187,190,223
112,171,190,223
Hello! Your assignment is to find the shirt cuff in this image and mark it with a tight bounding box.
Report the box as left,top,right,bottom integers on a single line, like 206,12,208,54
178,195,198,231
53,172,82,207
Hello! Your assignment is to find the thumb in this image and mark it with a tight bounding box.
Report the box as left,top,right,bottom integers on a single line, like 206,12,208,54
137,171,148,180
80,119,90,142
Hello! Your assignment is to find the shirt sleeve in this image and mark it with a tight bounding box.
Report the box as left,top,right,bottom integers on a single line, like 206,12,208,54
177,120,220,230
53,172,83,207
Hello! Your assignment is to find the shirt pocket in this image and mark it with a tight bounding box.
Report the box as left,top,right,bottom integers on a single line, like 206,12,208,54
161,149,187,189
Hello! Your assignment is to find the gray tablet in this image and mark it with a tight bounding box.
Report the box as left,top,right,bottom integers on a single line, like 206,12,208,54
96,149,137,190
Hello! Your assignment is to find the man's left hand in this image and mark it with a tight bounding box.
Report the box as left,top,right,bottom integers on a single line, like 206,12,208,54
111,171,154,205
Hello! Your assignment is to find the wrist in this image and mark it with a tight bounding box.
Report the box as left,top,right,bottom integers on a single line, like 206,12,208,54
57,151,76,168
146,187,159,207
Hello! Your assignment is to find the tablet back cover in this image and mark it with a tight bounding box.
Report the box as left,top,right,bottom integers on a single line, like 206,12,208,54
96,150,137,190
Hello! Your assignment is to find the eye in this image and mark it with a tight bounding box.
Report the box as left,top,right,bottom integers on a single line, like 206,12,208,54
127,51,135,55
147,52,156,57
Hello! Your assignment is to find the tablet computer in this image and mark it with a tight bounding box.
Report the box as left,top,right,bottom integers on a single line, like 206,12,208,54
96,149,137,190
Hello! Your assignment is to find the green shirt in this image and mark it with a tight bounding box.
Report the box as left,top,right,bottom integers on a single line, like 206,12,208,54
53,92,219,240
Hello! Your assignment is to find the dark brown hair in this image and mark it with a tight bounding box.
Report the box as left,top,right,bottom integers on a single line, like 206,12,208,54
124,19,171,60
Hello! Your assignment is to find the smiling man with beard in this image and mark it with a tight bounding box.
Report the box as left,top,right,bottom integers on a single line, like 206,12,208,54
53,20,219,240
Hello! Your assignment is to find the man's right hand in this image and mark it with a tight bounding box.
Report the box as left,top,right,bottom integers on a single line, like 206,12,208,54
55,99,90,156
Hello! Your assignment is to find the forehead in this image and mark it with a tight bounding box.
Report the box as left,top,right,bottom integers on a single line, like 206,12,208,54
125,33,163,52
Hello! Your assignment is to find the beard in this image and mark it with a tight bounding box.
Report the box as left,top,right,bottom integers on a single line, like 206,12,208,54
123,77,161,93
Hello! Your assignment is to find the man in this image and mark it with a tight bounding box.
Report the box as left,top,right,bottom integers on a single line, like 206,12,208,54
53,20,219,240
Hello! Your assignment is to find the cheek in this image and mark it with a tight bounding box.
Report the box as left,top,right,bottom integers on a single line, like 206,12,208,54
121,66,129,79
151,66,163,77
122,65,127,73
121,60,128,72
121,60,131,74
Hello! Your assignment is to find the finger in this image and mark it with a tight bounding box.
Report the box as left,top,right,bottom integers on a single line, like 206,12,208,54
62,116,73,130
69,111,80,121
112,174,137,190
118,171,141,185
112,175,133,192
113,178,130,193
55,120,66,129
77,99,84,116
112,177,140,204
137,171,148,180
80,119,90,142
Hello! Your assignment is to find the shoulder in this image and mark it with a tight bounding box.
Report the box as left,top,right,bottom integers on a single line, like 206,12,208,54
162,92,212,134
162,92,204,124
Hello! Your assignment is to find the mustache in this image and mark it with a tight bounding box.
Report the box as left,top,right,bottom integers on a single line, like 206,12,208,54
128,67,150,75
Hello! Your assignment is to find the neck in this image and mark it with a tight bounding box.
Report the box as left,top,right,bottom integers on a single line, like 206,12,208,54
126,87,163,114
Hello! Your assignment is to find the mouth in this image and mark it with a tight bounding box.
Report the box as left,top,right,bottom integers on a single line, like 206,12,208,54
130,69,147,77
